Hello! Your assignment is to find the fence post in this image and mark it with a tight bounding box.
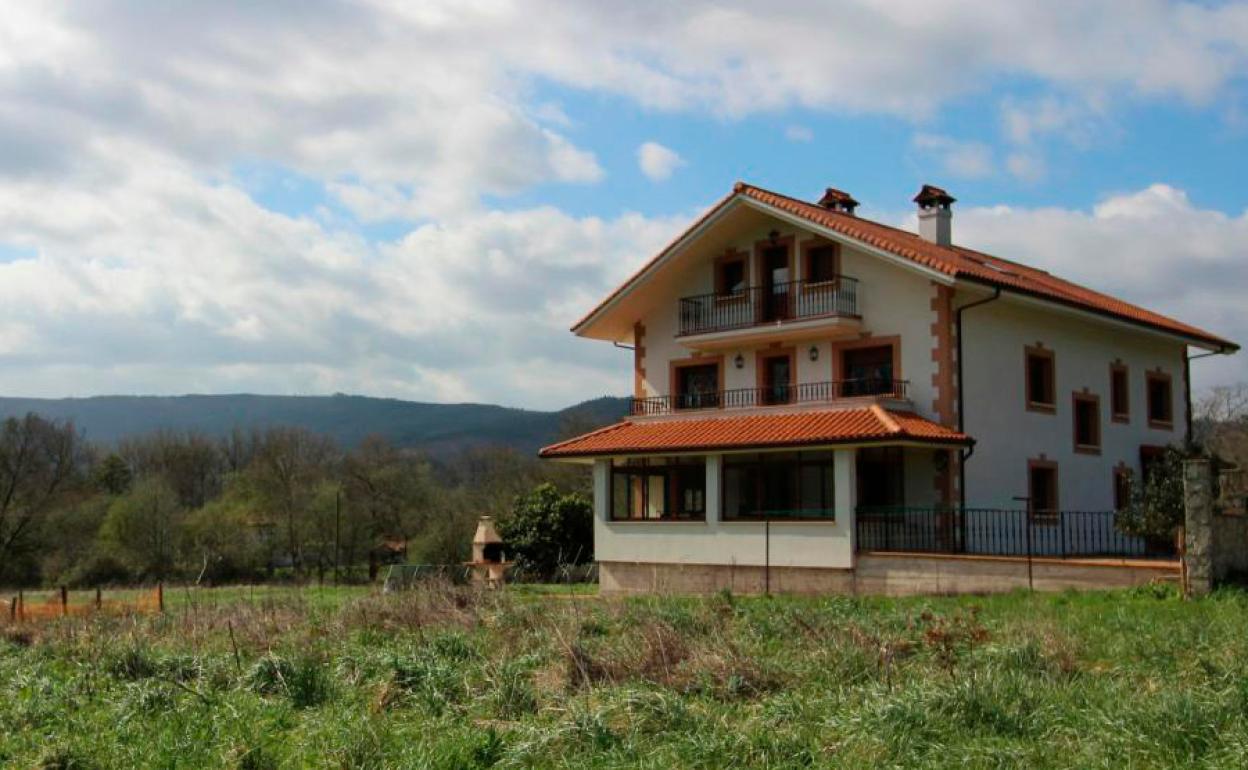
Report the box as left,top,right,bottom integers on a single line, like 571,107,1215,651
1183,458,1214,598
60,586,68,617
16,590,22,622
8,595,15,623
95,586,102,610
157,582,165,613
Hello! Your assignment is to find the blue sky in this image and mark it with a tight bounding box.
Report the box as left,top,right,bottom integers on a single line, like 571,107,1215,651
0,2,1246,407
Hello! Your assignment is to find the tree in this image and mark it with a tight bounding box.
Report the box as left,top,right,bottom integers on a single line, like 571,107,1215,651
498,483,593,579
243,427,337,573
0,414,83,581
92,453,133,495
100,476,184,579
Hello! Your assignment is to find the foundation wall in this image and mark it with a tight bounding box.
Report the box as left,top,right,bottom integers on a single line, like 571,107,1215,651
598,554,1178,597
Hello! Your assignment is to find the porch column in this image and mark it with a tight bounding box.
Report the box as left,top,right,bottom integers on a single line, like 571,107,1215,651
706,454,722,524
592,459,612,522
834,448,858,553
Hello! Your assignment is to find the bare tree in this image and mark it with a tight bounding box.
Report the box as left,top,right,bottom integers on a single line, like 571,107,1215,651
0,414,83,576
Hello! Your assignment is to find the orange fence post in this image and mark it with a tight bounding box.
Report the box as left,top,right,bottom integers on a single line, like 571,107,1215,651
157,582,164,613
16,590,22,622
60,586,68,617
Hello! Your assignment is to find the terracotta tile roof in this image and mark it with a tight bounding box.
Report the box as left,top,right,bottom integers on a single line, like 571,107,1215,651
538,405,972,458
573,182,1236,350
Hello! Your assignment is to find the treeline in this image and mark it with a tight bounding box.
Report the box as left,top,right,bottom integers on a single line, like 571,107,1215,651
0,413,591,587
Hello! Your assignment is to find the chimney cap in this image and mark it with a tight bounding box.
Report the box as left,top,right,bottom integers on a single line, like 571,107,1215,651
818,187,859,214
913,184,955,209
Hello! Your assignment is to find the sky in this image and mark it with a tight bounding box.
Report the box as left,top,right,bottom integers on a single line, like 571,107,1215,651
0,1,1246,410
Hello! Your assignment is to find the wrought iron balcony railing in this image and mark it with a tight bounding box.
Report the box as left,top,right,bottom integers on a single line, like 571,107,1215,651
629,378,907,417
678,276,859,336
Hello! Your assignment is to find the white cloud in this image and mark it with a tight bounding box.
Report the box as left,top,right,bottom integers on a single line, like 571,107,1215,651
784,125,814,142
637,142,685,182
912,133,994,178
949,185,1248,392
0,144,685,408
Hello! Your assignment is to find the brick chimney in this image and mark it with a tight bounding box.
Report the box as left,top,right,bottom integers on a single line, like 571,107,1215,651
913,184,955,246
818,187,859,216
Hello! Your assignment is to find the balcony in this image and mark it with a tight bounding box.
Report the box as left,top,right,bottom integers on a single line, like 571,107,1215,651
678,277,859,341
630,378,908,417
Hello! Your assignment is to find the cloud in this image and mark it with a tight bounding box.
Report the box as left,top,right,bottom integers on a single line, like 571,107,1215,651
0,143,684,407
1005,152,1046,183
784,125,814,142
637,142,685,182
912,133,994,179
949,185,1248,391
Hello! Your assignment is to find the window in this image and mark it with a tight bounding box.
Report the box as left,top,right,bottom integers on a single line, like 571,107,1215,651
841,344,896,396
722,451,835,520
1113,467,1133,512
715,255,747,296
856,447,906,509
757,350,794,405
1025,346,1056,412
1146,371,1173,428
1028,460,1059,518
610,457,705,521
673,360,721,410
1139,445,1166,486
1072,392,1101,454
805,244,839,284
1110,363,1129,422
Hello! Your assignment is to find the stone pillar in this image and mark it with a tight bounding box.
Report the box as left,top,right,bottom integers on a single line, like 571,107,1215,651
1183,458,1213,597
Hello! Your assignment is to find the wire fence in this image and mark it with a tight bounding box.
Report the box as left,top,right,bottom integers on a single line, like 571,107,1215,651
855,507,1177,560
3,584,164,623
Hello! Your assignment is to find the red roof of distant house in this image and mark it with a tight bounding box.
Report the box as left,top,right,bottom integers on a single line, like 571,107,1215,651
573,182,1236,351
539,406,972,458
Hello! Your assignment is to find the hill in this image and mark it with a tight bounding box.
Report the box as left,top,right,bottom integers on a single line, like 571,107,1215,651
0,393,629,456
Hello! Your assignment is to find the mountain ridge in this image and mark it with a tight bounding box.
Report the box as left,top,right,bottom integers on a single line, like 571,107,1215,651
0,393,630,456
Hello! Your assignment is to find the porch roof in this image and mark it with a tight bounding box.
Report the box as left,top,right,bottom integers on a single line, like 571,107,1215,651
538,405,972,459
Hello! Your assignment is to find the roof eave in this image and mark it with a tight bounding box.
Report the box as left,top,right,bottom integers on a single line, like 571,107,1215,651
957,275,1238,353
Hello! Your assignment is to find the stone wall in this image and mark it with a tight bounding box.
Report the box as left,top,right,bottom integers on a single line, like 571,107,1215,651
1213,513,1248,581
598,556,1177,597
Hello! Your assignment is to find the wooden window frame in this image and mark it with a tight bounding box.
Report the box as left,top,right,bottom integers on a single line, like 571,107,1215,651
1146,370,1174,430
720,450,837,521
799,238,841,287
830,335,902,396
755,347,797,406
669,355,725,411
1024,345,1056,414
609,457,707,522
1027,457,1059,524
713,249,749,299
1072,391,1102,455
1109,361,1129,424
1113,464,1133,512
752,234,795,289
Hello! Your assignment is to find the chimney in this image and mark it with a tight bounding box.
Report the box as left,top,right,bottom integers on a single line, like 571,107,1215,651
817,187,859,216
913,184,955,246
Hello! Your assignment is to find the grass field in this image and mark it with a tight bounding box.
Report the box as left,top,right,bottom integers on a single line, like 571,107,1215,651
3,582,1248,768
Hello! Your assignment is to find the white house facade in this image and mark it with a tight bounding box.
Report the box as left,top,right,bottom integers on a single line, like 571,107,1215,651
540,182,1237,595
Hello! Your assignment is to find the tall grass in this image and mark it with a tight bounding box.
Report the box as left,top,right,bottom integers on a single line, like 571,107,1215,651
2,582,1247,768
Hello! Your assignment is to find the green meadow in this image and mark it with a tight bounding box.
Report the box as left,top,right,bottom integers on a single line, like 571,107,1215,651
3,583,1248,768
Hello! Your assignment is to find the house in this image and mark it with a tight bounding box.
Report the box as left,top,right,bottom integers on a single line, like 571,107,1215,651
539,182,1238,595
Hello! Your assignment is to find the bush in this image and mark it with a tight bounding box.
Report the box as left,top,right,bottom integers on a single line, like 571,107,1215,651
498,483,592,579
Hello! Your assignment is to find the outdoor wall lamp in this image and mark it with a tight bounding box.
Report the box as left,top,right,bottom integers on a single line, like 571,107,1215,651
768,229,780,246
734,353,745,369
809,345,819,362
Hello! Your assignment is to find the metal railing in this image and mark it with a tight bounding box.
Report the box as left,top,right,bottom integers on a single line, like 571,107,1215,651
855,506,1177,559
678,277,859,336
630,378,908,416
